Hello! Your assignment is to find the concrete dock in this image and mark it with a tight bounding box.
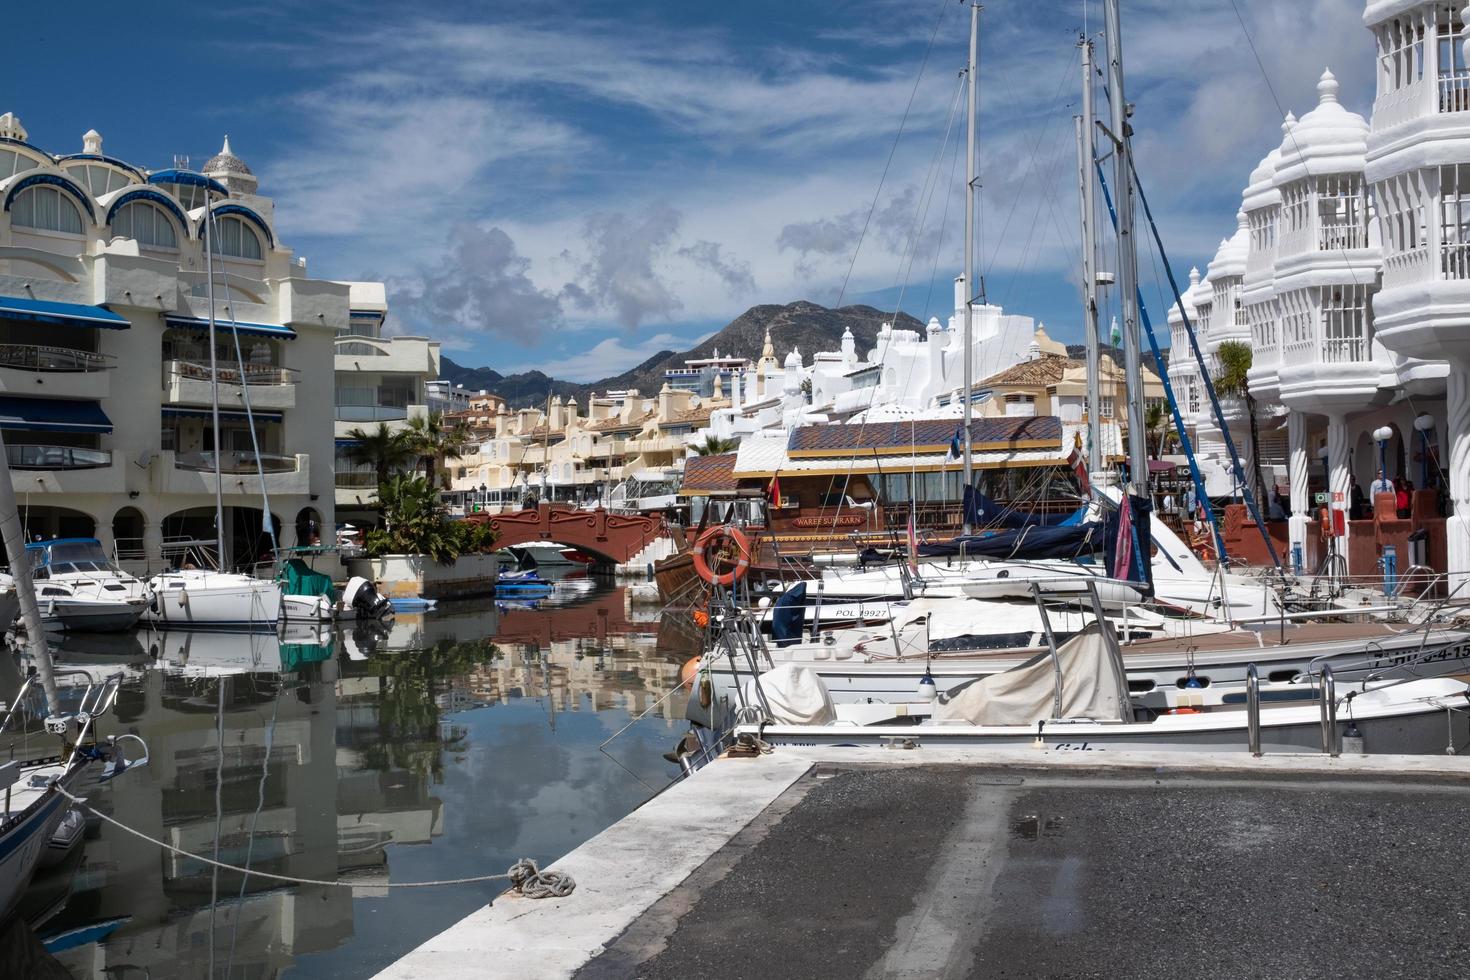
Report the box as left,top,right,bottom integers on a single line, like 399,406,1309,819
377,748,1470,979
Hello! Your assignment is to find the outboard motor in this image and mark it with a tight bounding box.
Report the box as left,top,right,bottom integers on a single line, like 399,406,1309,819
341,576,393,621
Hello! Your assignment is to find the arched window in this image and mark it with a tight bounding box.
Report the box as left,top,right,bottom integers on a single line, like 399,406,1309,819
64,164,131,197
212,216,263,260
112,200,178,250
11,185,84,234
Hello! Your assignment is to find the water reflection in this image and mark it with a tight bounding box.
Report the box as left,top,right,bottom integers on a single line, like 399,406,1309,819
13,582,687,978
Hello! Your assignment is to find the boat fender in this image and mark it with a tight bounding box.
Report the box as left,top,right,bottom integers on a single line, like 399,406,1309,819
1164,707,1201,715
691,525,752,587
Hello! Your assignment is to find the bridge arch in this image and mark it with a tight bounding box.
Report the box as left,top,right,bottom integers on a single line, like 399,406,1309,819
469,503,666,564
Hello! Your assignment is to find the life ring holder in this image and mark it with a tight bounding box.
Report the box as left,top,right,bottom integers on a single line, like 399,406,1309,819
692,525,753,587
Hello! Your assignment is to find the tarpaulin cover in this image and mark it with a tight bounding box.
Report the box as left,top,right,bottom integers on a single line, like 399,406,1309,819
279,558,335,601
917,522,1100,560
934,628,1129,726
963,486,1085,529
771,581,806,647
746,664,836,725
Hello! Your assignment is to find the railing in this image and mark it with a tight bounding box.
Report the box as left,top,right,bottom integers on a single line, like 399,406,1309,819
1322,332,1371,364
1439,72,1470,113
1372,80,1427,131
335,405,409,422
1442,241,1470,280
1246,663,1262,756
174,451,299,474
1318,663,1339,757
1281,338,1316,367
6,444,111,469
0,344,113,373
165,360,299,386
1383,246,1430,289
335,471,379,488
1319,222,1368,252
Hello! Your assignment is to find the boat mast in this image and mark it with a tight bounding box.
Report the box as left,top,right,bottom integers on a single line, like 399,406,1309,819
0,429,61,715
1103,0,1149,492
1076,36,1103,477
961,0,980,532
204,204,227,570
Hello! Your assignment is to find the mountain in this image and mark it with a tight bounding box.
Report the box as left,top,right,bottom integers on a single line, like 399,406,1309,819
1064,343,1168,378
441,301,926,408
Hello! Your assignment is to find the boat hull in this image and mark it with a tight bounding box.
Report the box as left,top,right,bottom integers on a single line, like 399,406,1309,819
0,778,74,922
38,598,145,632
143,576,282,632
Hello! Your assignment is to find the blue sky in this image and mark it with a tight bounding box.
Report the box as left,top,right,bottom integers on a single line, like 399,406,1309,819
6,0,1375,380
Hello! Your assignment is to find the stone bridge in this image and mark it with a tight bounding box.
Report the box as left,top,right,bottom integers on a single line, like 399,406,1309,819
470,503,670,564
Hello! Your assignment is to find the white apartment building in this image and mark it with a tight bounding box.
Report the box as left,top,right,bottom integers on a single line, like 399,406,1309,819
332,283,440,517
1168,1,1470,574
0,115,348,569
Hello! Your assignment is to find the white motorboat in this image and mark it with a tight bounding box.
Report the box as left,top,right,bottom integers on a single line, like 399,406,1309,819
143,567,282,632
5,538,149,632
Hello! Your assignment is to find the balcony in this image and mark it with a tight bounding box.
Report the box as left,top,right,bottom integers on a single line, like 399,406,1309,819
158,450,309,496
335,471,379,490
0,344,114,399
163,360,298,411
6,444,111,470
336,405,409,423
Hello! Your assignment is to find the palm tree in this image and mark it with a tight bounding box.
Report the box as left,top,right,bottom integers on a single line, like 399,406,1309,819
1144,402,1168,459
342,422,416,488
692,434,739,456
406,411,475,487
1213,340,1266,501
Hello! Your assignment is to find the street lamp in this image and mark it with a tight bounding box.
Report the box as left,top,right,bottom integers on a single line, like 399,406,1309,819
1414,413,1435,487
1373,425,1394,486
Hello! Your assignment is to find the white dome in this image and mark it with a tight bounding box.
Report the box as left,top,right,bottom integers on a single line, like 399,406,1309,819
1168,266,1200,326
1206,213,1250,282
1191,272,1213,311
784,347,801,368
1243,112,1294,212
1275,70,1367,185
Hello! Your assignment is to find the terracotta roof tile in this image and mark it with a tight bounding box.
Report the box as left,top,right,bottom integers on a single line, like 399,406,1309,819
786,416,1060,455
680,452,738,494
978,353,1071,388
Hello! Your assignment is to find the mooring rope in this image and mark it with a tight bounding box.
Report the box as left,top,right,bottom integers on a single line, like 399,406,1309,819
52,783,575,895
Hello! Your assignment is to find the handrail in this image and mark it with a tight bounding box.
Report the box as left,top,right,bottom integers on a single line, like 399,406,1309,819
174,450,298,474
1246,663,1262,757
1319,664,1339,757
165,359,299,386
5,445,112,470
0,343,114,372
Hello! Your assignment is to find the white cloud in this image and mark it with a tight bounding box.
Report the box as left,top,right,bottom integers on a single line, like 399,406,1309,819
506,332,713,383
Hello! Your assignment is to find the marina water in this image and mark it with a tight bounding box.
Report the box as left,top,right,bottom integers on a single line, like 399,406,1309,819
14,579,690,978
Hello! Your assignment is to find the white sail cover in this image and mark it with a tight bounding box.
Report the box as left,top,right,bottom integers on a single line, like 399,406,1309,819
746,664,837,725
933,629,1129,726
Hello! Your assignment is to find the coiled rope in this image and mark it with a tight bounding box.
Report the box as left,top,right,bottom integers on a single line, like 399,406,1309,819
53,783,575,896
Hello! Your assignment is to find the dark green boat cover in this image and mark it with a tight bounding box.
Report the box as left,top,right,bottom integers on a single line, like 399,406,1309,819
280,558,336,601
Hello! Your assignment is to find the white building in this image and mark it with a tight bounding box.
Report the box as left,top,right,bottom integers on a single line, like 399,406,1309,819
0,115,347,569
331,284,440,516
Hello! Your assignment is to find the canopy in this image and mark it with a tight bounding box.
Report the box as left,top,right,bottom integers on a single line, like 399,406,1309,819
162,313,295,340
0,396,112,433
161,406,284,424
279,558,335,601
0,295,130,329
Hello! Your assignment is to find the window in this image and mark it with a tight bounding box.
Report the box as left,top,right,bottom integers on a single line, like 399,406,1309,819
1317,175,1367,250
1099,396,1115,419
64,164,130,197
211,216,263,259
1441,163,1470,277
1378,171,1428,255
112,200,178,250
0,149,41,181
1380,15,1426,95
10,185,84,234
1248,207,1277,256
1281,181,1310,237
1319,285,1372,363
1438,6,1469,111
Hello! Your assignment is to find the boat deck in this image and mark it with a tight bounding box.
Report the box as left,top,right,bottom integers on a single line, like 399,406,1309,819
378,748,1470,979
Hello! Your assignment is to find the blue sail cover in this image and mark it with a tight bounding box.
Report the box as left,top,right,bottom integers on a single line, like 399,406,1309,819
918,522,1101,560
963,486,1084,529
771,581,807,647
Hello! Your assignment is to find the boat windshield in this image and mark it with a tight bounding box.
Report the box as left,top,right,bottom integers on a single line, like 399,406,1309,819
39,541,114,570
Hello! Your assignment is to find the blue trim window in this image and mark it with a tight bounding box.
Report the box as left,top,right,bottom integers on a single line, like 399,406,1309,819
63,163,132,197
0,148,41,181
11,185,83,234
214,216,262,260
112,200,178,250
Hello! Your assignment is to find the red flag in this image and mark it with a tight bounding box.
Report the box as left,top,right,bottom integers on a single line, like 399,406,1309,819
1067,432,1091,496
906,506,919,576
1112,495,1134,580
768,474,781,507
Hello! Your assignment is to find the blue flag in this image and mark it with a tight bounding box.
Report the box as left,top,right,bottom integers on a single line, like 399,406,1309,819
948,423,964,461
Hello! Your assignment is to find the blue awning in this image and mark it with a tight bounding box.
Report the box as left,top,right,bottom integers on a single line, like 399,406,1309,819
146,170,229,196
162,406,283,424
0,296,130,329
162,313,295,340
0,397,112,433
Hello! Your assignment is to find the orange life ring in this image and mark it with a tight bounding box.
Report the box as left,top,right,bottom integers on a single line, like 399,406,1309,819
692,524,753,587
